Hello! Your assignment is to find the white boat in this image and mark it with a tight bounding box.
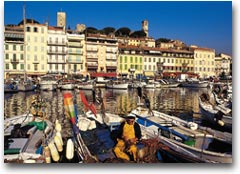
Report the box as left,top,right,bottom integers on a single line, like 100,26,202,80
130,106,232,163
39,75,57,91
18,80,37,92
76,81,94,90
4,113,54,163
158,79,180,88
106,80,129,89
199,93,232,132
180,78,209,88
76,110,206,163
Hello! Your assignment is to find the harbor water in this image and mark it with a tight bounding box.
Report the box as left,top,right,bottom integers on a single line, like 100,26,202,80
4,87,214,135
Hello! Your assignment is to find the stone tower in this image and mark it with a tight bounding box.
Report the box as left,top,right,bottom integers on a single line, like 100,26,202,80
57,12,66,28
142,20,148,37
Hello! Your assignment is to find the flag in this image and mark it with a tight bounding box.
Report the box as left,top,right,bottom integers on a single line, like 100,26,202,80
80,91,97,118
80,91,90,111
63,92,76,124
89,103,97,117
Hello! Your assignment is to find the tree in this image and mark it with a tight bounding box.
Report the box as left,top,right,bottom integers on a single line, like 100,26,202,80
156,38,171,44
102,27,116,35
84,27,98,34
130,30,146,38
115,27,131,37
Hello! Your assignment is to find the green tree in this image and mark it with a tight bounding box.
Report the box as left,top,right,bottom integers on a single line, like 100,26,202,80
115,27,131,37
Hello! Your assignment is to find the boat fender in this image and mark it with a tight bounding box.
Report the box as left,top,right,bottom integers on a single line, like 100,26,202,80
23,159,36,163
88,120,96,130
44,125,51,135
66,139,74,160
55,120,62,132
217,120,225,126
44,146,51,163
48,141,60,162
188,122,198,131
56,132,63,145
54,135,63,152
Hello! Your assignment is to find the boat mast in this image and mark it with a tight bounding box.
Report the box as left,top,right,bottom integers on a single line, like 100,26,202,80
23,4,27,82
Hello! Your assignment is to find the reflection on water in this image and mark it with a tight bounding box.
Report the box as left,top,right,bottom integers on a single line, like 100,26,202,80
4,88,210,124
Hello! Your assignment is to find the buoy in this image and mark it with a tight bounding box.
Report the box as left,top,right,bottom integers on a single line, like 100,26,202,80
23,159,36,163
54,135,63,152
43,146,51,163
56,132,63,145
55,120,62,132
218,120,225,126
48,141,60,162
188,122,198,131
66,139,74,160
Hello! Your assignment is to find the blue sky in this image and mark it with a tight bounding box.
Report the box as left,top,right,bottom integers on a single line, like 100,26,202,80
4,1,232,55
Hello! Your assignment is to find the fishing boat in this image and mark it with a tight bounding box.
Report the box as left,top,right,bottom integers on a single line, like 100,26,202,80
4,113,54,163
62,92,206,163
4,81,19,93
106,80,129,90
130,106,232,163
180,78,209,88
158,79,180,88
39,75,58,91
199,93,232,132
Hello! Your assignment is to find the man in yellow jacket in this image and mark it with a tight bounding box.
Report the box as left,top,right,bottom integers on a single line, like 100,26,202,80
113,113,142,161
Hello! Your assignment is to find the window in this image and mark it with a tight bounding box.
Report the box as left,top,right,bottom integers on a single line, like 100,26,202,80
27,64,30,70
5,44,9,50
5,54,9,59
124,56,127,63
13,45,16,50
34,64,38,71
149,65,151,70
20,54,24,60
149,58,151,62
34,27,38,32
140,57,142,63
5,64,9,70
13,54,16,60
41,27,44,33
20,64,24,70
41,64,44,70
135,57,137,63
12,64,17,70
34,55,38,61
21,45,23,51
124,64,127,70
26,27,30,32
130,57,133,63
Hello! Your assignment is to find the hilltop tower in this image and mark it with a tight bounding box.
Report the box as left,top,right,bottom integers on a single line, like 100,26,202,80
57,12,66,28
142,20,149,37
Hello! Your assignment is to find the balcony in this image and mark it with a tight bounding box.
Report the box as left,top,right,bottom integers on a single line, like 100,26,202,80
68,50,83,55
67,42,83,48
47,41,66,46
10,58,19,63
67,59,83,64
47,50,67,55
48,59,66,64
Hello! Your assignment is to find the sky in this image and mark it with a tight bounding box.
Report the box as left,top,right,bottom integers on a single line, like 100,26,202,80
4,1,232,55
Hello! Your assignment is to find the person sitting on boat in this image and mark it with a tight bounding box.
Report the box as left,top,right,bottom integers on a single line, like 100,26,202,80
113,113,142,162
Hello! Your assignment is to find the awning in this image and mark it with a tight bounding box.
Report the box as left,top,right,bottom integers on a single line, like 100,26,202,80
90,72,117,78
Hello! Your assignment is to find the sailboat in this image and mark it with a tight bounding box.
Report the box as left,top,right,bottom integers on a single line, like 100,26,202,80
18,5,37,92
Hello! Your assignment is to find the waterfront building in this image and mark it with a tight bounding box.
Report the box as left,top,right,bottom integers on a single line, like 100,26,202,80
66,31,86,76
47,26,67,75
215,53,232,77
4,24,24,79
85,33,118,78
192,46,215,78
142,47,162,77
118,44,144,79
22,19,48,77
160,48,195,78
